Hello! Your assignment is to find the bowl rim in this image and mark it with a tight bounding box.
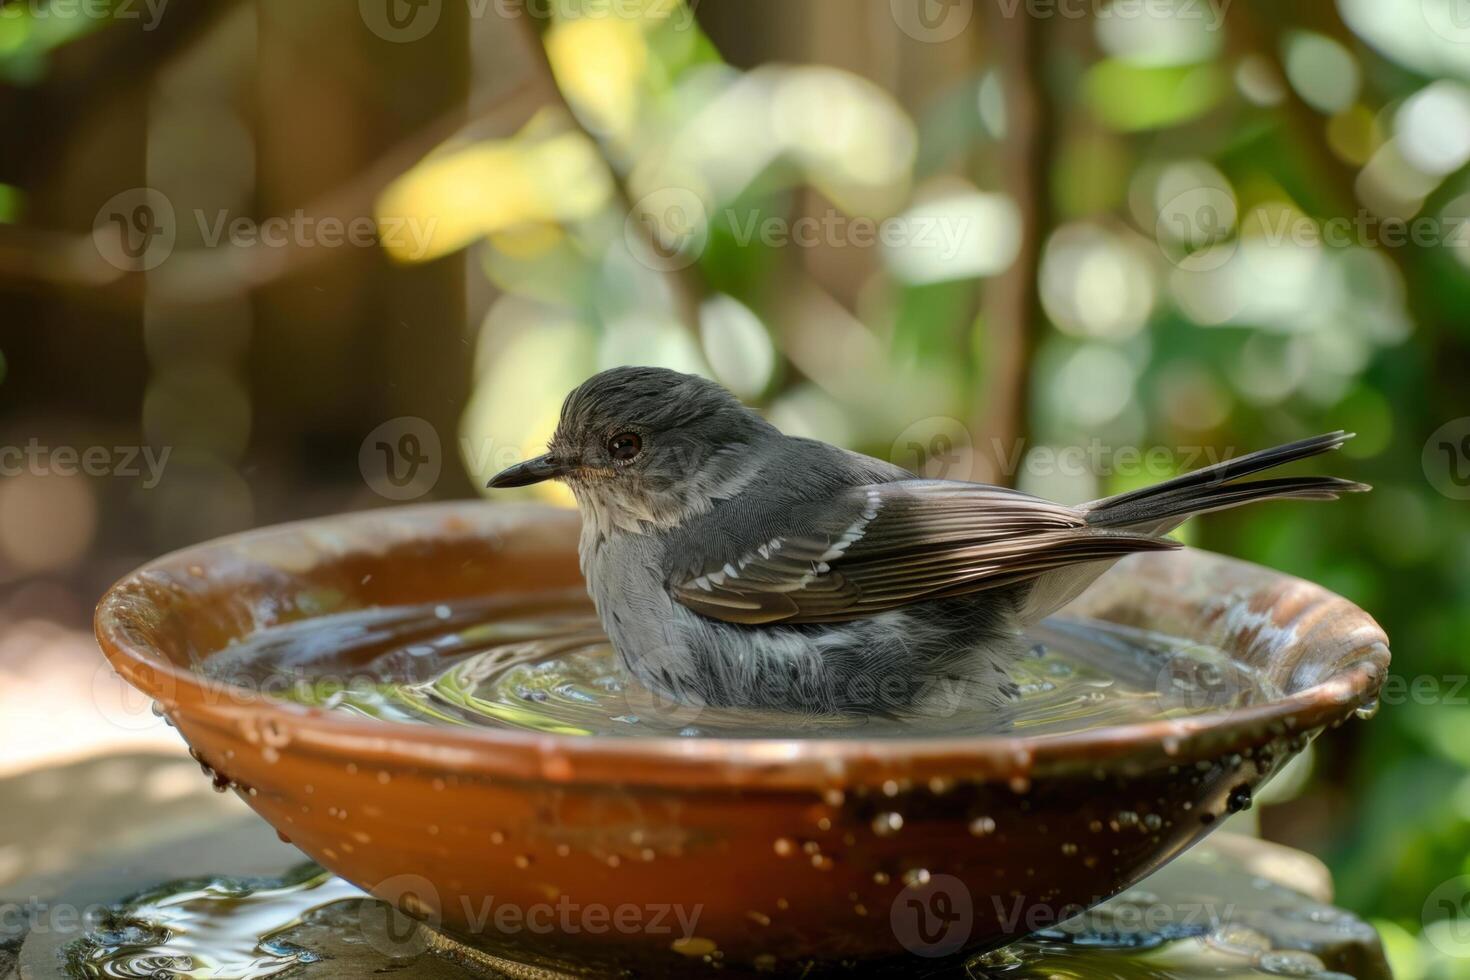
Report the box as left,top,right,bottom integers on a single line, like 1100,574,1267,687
94,501,1391,787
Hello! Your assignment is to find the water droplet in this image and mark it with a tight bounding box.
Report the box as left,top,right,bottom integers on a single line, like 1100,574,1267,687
901,868,931,888
871,812,904,836
671,937,718,957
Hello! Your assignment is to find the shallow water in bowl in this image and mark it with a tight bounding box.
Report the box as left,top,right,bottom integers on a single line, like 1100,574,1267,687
197,591,1278,738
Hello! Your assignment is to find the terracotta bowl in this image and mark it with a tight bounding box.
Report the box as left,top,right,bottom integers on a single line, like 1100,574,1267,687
94,502,1389,978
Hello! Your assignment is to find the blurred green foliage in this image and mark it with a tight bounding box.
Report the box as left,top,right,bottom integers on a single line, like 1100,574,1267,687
438,4,1470,974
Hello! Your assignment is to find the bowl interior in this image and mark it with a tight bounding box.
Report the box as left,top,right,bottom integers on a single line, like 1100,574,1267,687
97,501,1389,775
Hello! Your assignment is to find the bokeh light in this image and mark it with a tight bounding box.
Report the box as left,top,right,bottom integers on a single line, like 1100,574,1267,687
0,472,95,575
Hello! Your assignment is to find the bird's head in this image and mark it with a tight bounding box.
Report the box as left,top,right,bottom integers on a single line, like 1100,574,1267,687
488,366,776,534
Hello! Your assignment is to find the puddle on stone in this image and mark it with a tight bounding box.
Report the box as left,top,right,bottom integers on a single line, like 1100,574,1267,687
197,592,1278,738
65,866,460,980
970,941,1356,979
67,866,354,979
968,847,1378,979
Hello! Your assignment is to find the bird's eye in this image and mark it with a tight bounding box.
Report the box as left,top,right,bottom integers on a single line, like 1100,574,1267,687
607,432,642,462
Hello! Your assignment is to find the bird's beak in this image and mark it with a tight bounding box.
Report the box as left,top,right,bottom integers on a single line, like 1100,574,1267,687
486,453,571,488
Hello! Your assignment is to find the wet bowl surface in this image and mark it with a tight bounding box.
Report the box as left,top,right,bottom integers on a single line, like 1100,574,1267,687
95,502,1389,977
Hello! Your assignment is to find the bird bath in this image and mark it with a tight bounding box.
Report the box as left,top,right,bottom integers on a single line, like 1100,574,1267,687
94,502,1390,977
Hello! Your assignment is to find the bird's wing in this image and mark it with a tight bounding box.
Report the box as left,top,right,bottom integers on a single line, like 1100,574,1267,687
670,481,1180,625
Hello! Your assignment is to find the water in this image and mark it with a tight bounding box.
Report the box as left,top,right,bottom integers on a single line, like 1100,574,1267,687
199,592,1278,739
64,867,497,980
66,866,362,979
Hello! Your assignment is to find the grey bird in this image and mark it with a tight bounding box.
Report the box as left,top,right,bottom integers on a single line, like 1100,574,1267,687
488,366,1367,716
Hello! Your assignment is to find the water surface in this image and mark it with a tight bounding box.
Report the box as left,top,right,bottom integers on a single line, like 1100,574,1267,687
199,593,1277,739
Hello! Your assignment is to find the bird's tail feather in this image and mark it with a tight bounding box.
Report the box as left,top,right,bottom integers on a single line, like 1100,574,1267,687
1083,432,1369,530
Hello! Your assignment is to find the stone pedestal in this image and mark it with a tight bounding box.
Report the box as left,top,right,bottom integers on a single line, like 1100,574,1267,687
1,753,1390,979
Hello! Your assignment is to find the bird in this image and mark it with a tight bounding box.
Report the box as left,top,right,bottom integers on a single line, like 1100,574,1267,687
487,366,1368,717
